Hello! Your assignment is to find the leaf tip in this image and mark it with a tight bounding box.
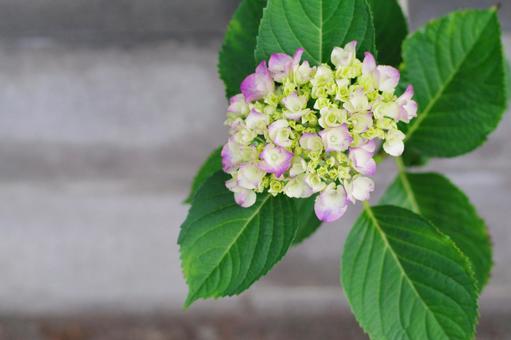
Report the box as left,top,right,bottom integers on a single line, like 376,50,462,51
183,293,197,309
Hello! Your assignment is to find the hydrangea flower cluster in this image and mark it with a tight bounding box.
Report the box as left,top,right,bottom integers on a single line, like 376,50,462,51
221,41,417,222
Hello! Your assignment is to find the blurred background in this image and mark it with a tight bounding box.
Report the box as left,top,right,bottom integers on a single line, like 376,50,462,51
0,0,509,339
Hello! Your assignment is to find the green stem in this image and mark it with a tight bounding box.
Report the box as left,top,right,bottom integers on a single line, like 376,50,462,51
394,156,420,213
394,156,406,173
373,151,388,165
362,200,371,210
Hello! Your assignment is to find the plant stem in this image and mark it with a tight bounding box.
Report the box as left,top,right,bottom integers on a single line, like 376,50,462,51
394,156,406,173
374,151,388,165
362,200,371,211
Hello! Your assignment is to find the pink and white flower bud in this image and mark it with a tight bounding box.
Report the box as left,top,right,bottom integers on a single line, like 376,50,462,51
295,61,314,84
312,65,334,86
259,144,293,177
226,178,257,208
319,125,353,152
349,148,376,176
362,52,377,76
361,52,379,89
221,139,244,172
282,92,307,111
345,176,375,203
241,61,275,102
331,41,357,68
245,109,269,132
227,117,244,133
235,189,257,207
377,65,400,93
318,107,346,128
292,48,305,67
289,157,307,177
343,90,370,113
237,163,266,190
351,112,373,133
383,129,405,156
314,184,348,222
284,174,313,198
268,48,304,82
232,127,257,145
268,119,293,148
227,94,249,116
305,173,326,193
357,138,377,154
282,92,308,120
268,53,293,82
373,101,400,120
396,85,418,123
299,133,324,152
221,139,257,172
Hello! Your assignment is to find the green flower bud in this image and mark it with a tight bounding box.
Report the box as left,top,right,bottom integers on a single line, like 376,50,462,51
269,179,284,196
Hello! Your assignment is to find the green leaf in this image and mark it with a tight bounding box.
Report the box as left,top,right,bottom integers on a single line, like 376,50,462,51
380,169,492,291
366,0,408,67
255,0,376,65
292,196,322,245
342,205,478,340
179,171,298,307
400,147,430,167
184,146,222,203
402,9,507,157
218,0,268,98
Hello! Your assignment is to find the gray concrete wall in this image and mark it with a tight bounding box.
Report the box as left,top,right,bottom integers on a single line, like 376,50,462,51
0,0,238,40
0,0,507,41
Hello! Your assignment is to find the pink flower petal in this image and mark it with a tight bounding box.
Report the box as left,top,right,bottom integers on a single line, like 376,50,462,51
240,61,275,102
397,85,418,122
259,144,293,177
362,52,377,75
377,65,400,93
319,125,352,152
234,188,257,208
227,94,248,114
314,185,348,222
268,53,293,82
221,139,238,172
349,148,376,176
292,48,304,66
358,139,377,155
346,176,375,203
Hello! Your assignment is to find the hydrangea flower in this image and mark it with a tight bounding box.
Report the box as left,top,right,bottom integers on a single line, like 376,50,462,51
221,41,417,222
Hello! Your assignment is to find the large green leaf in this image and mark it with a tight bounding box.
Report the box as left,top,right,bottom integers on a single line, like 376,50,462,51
342,205,478,340
255,0,376,65
292,196,322,245
219,0,267,98
179,171,298,307
380,170,492,291
184,146,222,203
366,0,408,67
402,9,506,157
